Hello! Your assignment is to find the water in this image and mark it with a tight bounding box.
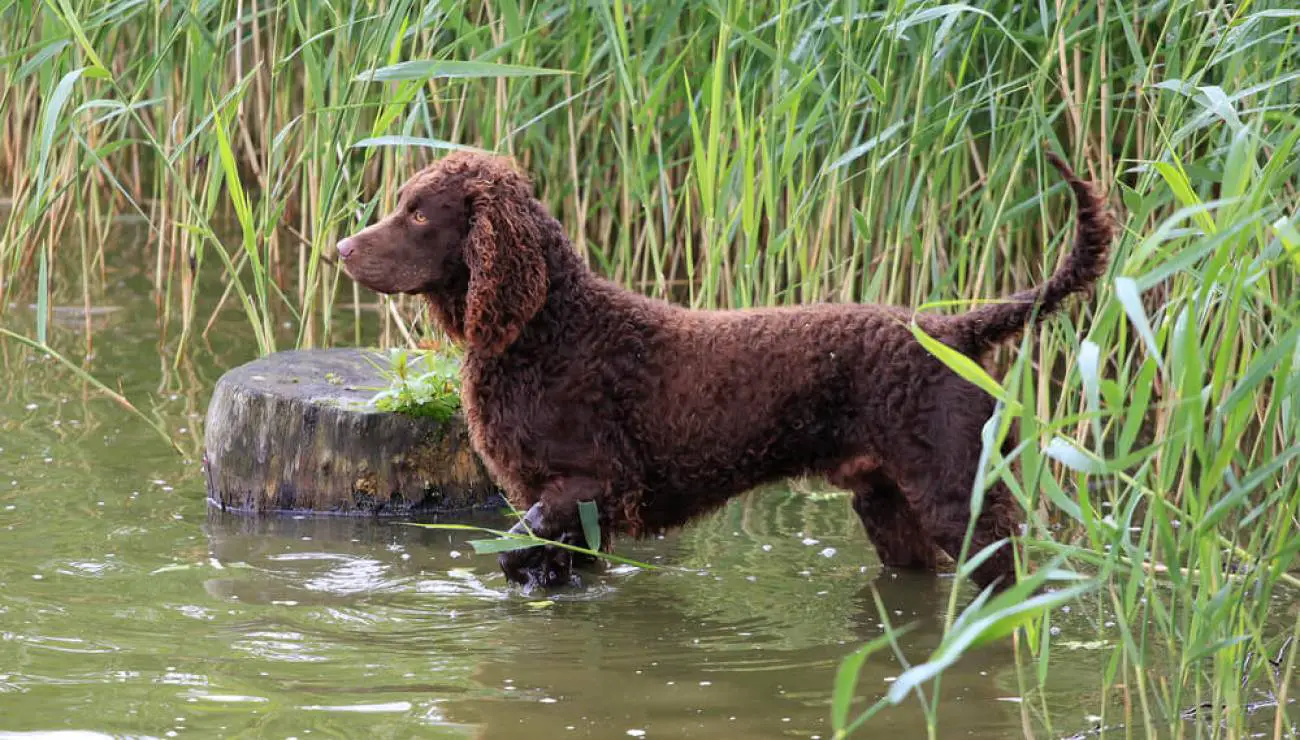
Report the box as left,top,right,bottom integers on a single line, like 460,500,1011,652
0,241,1275,739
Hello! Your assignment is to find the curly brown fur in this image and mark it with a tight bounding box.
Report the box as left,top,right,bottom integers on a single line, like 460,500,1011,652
337,149,1115,594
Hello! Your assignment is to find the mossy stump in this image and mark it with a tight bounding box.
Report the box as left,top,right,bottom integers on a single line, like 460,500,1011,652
202,348,502,517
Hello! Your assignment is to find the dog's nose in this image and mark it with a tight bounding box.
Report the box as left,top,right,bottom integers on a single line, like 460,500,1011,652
336,238,355,260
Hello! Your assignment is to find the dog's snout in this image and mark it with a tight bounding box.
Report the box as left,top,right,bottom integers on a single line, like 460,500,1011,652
336,238,355,260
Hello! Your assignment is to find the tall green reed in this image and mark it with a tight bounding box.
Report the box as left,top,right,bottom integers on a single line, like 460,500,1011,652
827,4,1299,733
2,0,1298,737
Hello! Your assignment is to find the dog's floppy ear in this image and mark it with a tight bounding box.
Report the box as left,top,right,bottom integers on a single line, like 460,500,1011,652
463,164,549,356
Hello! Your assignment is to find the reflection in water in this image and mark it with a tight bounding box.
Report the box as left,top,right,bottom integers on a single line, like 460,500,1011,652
6,240,1273,740
1,428,1062,740
0,431,1085,740
191,505,1037,740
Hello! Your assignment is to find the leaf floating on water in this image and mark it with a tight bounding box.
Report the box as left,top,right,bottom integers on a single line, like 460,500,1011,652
527,600,555,610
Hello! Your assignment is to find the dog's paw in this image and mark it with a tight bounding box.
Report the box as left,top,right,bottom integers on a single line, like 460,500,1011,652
499,542,576,591
498,503,586,591
503,546,585,593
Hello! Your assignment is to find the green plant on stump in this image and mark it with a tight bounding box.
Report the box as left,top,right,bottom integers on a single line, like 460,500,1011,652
366,347,463,422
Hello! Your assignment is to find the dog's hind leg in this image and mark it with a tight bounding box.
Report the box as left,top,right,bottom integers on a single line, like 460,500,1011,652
893,380,1026,593
831,463,942,571
898,473,1022,593
853,473,944,570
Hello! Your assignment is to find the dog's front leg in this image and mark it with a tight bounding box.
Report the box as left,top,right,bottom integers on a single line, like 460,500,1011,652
498,477,606,591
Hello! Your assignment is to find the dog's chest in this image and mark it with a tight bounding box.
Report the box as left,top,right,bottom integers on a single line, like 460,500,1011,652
460,364,577,491
461,359,615,498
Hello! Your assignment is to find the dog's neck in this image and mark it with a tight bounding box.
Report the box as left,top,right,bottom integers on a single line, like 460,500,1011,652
422,267,471,345
541,236,592,296
422,229,594,352
509,237,596,348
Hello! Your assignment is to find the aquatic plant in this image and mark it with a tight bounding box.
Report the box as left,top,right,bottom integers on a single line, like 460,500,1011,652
366,347,463,422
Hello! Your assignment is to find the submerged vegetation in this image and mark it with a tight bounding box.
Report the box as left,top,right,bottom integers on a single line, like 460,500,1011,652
2,0,1298,737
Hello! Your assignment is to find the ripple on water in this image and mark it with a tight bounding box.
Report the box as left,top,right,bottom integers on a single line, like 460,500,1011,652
154,670,208,687
2,634,119,655
0,674,23,694
267,552,403,595
169,604,217,621
182,690,269,704
230,631,330,663
53,560,116,578
412,568,507,599
0,732,120,739
298,700,413,713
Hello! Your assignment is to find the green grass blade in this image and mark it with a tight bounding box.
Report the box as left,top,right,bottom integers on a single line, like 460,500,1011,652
578,500,601,552
354,60,571,82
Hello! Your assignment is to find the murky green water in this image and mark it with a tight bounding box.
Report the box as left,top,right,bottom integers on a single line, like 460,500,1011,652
0,235,1258,739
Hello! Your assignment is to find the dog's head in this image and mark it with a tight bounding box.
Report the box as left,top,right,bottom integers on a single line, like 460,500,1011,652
337,150,550,355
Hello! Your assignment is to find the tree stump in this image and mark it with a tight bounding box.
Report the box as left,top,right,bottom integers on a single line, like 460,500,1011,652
202,348,502,517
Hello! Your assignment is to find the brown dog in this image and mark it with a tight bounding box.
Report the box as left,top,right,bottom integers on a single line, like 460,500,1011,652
337,149,1114,593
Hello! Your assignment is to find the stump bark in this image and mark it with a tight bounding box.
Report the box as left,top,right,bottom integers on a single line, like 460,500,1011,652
202,348,502,516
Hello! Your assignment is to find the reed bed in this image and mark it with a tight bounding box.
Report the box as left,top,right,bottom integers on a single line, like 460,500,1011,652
2,1,1297,737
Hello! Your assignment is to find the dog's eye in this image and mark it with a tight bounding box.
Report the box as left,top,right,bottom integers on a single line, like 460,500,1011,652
411,209,428,224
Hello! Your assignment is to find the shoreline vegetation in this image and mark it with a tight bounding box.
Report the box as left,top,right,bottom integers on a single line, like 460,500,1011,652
1,1,1297,737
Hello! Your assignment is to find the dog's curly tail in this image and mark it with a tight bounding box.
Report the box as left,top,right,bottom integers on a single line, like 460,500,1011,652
957,151,1115,351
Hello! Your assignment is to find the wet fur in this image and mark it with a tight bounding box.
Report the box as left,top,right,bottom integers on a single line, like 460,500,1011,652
337,149,1115,593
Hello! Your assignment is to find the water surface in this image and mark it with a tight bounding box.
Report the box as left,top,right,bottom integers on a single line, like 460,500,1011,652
0,238,1267,739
